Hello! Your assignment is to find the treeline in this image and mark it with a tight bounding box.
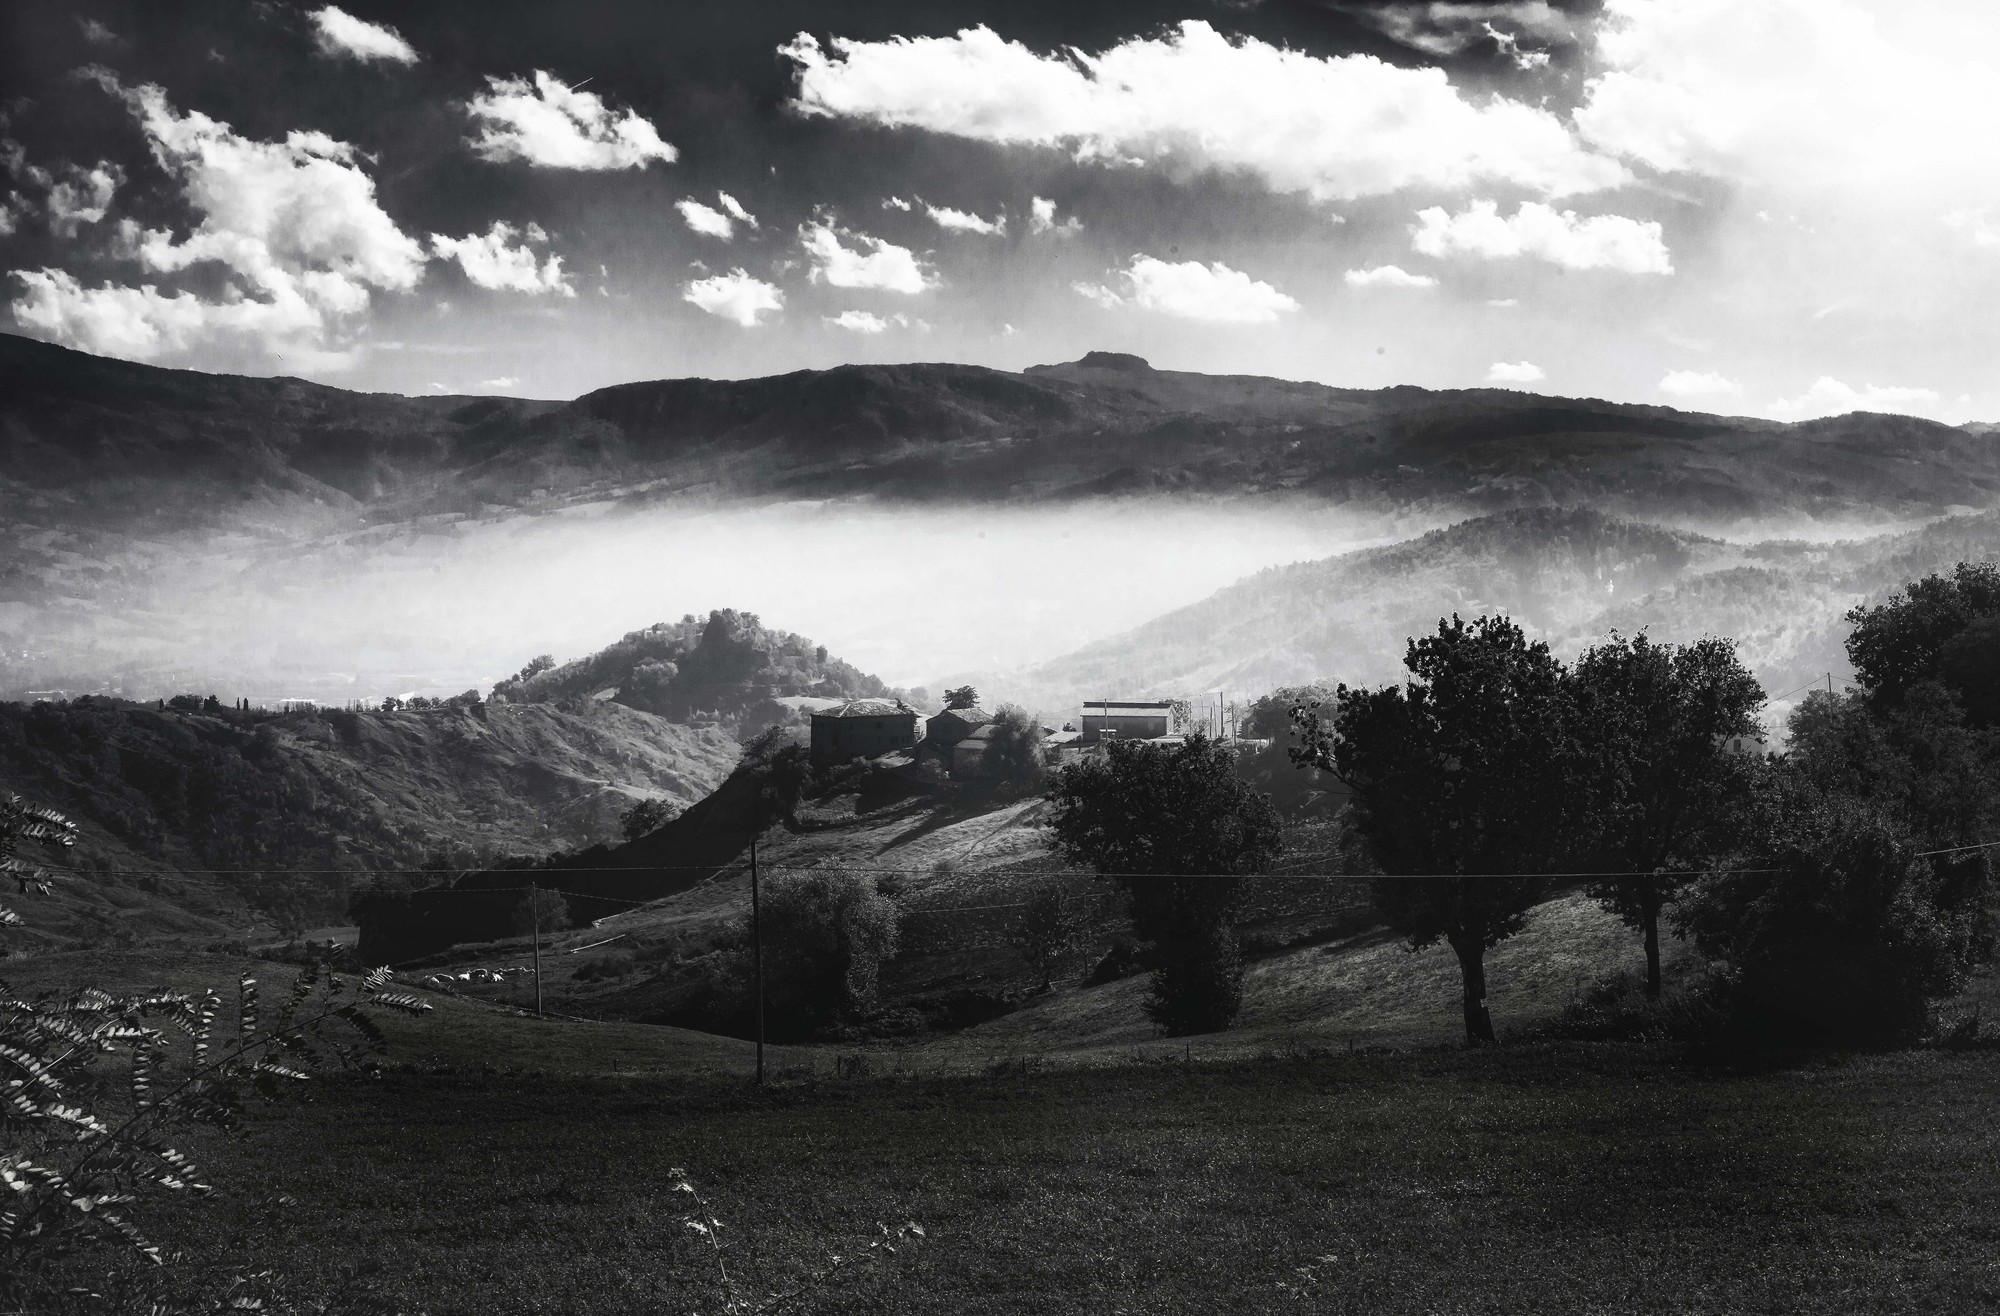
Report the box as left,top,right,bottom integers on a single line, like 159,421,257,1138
1047,562,2000,1047
489,608,894,730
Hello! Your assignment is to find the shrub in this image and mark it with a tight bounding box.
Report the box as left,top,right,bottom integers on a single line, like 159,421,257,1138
752,871,900,1038
1678,785,1993,1045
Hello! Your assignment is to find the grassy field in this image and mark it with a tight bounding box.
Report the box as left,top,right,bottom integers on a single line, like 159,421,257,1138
78,1033,2000,1315
18,935,2000,1313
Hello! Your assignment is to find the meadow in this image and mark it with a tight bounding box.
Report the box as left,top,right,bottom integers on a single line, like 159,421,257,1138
23,944,2000,1314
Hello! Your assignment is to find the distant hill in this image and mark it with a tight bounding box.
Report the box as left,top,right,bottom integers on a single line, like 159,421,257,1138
7,331,2000,536
0,696,739,949
1007,506,2000,708
492,608,896,729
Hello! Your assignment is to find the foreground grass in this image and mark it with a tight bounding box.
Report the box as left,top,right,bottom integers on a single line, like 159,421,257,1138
91,1035,2000,1315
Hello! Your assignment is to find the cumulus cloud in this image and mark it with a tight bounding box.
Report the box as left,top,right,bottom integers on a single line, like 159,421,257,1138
677,199,735,240
924,202,1004,235
825,309,924,333
881,195,912,211
1486,360,1546,384
799,218,935,293
309,6,419,65
1029,196,1081,236
429,220,574,295
1658,369,1742,398
1768,377,1943,421
10,75,425,367
717,192,756,228
782,21,1625,203
682,268,782,326
45,161,121,238
1344,264,1437,289
1075,255,1299,324
76,17,117,45
1412,200,1672,273
467,70,676,170
1576,0,2000,197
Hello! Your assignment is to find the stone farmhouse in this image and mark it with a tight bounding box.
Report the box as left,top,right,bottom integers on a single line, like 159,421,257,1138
808,697,921,766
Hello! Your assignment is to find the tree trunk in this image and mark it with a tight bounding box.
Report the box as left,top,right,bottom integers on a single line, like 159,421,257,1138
1450,936,1497,1045
1643,897,1662,1000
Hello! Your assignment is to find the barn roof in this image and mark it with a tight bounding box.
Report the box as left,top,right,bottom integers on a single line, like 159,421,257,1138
814,698,915,719
929,705,992,726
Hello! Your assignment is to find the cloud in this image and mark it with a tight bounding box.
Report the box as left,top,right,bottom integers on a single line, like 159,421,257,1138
782,21,1625,203
1075,255,1299,324
1352,2,1578,59
717,192,756,229
1344,264,1437,289
825,309,924,333
677,198,735,240
480,376,520,389
1412,200,1672,273
467,70,676,170
1029,196,1081,236
924,202,1004,236
1768,376,1943,421
682,268,782,326
309,6,419,65
799,218,935,293
1944,209,2000,249
882,196,912,211
10,75,424,366
45,161,121,238
1576,0,1999,197
1486,360,1546,384
1658,369,1742,398
429,220,574,295
76,17,117,45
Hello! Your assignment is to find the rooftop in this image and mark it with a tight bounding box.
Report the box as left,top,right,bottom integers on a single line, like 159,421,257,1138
814,698,914,719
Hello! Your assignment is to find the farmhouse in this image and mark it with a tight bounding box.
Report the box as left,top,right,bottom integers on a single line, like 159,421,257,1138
809,697,921,766
923,704,992,750
1080,699,1172,744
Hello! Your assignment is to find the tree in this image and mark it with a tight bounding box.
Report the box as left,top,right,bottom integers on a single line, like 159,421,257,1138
513,885,570,937
1045,733,1282,1034
753,871,900,1036
1567,634,1765,997
1008,879,1094,990
981,704,1047,790
1845,561,2000,706
1677,770,1993,1044
942,685,979,710
619,796,678,841
1294,614,1574,1043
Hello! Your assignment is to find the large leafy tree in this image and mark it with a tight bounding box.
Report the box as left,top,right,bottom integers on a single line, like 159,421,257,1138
1845,561,2000,707
1567,634,1765,997
1045,733,1282,1034
1294,614,1574,1043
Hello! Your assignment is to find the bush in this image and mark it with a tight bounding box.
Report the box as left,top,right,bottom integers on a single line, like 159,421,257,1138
1678,787,1993,1045
1145,923,1245,1035
753,871,900,1038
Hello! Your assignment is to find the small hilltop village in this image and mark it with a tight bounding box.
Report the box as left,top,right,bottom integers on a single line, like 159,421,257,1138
806,695,1190,779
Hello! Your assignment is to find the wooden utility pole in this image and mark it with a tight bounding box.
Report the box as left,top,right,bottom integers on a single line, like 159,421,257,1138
751,837,765,1085
530,881,544,1019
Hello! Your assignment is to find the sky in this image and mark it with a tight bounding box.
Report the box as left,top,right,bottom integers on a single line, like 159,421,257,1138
3,0,1997,423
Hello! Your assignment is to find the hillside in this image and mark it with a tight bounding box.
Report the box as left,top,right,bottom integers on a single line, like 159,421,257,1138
8,334,2000,705
0,696,740,949
1006,506,2000,709
493,608,898,725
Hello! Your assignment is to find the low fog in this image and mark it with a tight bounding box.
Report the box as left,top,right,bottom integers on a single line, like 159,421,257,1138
6,497,1433,706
